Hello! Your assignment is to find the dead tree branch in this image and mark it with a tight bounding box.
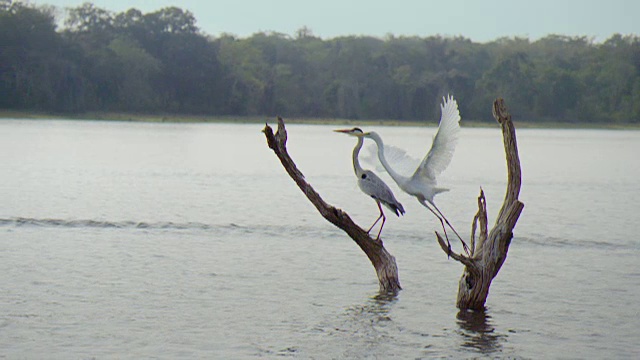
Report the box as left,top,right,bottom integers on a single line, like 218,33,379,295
436,99,525,310
263,117,401,293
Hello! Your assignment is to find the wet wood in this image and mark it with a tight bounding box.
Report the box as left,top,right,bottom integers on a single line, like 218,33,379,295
263,117,401,294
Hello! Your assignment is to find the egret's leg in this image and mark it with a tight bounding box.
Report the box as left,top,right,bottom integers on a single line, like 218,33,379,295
431,203,471,256
422,202,452,246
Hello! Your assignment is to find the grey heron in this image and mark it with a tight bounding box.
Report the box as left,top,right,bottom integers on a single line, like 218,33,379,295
362,95,470,255
334,127,405,241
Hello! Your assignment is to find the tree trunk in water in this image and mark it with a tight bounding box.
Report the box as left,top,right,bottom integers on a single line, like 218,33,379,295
436,98,524,310
262,117,401,294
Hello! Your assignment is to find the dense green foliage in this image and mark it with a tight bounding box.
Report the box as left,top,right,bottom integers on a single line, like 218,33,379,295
2,1,639,122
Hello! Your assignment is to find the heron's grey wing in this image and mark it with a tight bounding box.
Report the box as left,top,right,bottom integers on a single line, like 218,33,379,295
362,143,421,178
411,94,461,182
358,171,404,213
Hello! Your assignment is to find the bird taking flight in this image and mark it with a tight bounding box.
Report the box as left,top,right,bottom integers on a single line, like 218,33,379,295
334,127,405,241
362,95,469,255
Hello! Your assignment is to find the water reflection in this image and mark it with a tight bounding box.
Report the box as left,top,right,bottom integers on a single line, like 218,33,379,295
372,291,399,304
345,292,398,326
456,309,506,355
328,293,399,358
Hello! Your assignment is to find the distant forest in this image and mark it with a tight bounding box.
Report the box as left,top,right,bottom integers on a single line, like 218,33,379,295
2,1,640,123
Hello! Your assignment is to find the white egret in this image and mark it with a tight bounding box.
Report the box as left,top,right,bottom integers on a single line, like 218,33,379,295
362,95,469,254
335,127,405,241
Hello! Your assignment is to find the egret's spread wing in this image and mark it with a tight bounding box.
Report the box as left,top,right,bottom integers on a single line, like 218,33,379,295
362,143,420,178
412,94,461,182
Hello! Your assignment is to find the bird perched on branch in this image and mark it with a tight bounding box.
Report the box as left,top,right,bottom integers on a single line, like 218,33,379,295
362,95,469,255
334,127,405,241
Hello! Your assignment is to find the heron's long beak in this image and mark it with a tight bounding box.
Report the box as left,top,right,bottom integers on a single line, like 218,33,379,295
333,129,351,133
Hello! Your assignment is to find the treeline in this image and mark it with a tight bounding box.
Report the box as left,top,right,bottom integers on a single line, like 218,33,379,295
2,1,640,123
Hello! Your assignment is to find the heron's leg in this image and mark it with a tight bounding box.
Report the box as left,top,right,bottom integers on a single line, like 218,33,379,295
366,214,383,234
432,203,471,256
376,202,387,241
366,201,384,235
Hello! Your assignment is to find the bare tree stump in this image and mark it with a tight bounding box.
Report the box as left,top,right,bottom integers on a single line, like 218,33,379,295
436,98,524,310
263,117,401,293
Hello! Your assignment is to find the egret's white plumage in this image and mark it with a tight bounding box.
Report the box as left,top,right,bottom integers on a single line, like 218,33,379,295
362,95,469,254
335,127,405,241
364,94,460,203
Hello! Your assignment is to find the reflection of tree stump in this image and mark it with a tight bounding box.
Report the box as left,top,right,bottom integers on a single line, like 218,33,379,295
436,98,524,310
263,118,401,293
456,310,504,353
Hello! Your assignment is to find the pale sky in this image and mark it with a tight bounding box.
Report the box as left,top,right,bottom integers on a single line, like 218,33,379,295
37,0,640,43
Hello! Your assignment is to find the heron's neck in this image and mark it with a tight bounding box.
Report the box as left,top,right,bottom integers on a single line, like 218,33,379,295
352,136,364,175
369,132,406,185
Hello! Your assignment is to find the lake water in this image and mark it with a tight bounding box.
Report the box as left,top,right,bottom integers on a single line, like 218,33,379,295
1,119,639,359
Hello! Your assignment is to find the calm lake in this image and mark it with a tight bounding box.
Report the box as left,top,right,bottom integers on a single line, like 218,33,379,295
1,119,639,359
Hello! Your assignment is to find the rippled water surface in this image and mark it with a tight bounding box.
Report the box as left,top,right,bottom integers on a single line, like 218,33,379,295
1,120,639,358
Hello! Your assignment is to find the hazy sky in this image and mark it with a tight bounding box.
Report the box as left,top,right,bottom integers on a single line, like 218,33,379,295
37,0,639,43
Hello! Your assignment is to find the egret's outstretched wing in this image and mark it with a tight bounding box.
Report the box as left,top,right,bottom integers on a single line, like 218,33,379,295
362,143,421,178
412,94,461,182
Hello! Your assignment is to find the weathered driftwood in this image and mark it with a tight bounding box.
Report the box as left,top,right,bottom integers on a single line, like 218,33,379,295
263,117,401,293
436,98,524,310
